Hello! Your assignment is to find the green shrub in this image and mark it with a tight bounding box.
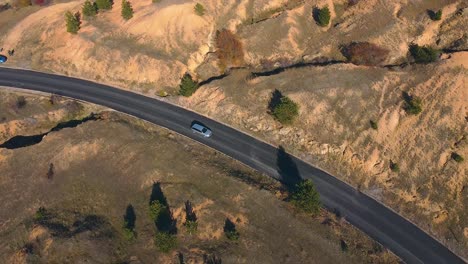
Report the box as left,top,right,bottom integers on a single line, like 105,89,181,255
272,96,299,124
428,9,442,21
16,96,27,109
122,226,135,240
313,6,330,27
121,0,133,20
34,207,47,221
370,120,378,130
409,44,440,63
178,74,199,97
341,42,389,66
184,220,198,234
194,3,205,16
82,0,98,17
290,179,321,215
224,219,240,241
95,0,112,10
149,200,167,221
451,152,464,163
65,11,81,34
390,161,399,172
154,231,177,253
402,92,422,115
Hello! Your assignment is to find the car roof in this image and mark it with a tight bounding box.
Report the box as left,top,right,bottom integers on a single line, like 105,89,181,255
191,123,205,130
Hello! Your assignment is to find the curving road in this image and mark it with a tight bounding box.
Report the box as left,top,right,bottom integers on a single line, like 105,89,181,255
0,67,465,264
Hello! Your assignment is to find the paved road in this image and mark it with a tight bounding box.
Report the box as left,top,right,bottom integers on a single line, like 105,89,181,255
0,67,465,264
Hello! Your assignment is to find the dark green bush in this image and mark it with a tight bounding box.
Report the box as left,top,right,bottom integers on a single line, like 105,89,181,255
154,231,177,253
313,6,330,27
82,0,98,17
290,179,321,215
184,220,198,234
34,207,47,221
409,44,440,63
149,200,167,221
95,0,112,10
451,152,464,163
178,74,199,97
194,3,205,16
272,96,299,124
370,120,378,130
65,11,81,34
224,218,240,241
428,9,442,21
121,0,133,20
390,160,400,172
402,92,422,115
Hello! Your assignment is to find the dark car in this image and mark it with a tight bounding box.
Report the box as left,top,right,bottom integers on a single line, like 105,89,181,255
0,55,7,63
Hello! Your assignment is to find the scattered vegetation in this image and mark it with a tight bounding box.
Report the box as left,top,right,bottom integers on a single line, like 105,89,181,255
369,120,378,130
34,207,47,222
178,74,199,97
152,0,162,3
409,44,440,63
402,92,422,115
121,0,133,20
194,3,205,16
390,160,400,172
82,0,98,18
428,9,442,21
95,0,113,10
46,163,54,180
313,6,331,27
16,96,27,109
65,11,81,34
451,152,464,163
341,42,389,66
268,90,299,125
215,29,244,71
290,179,321,215
223,218,240,241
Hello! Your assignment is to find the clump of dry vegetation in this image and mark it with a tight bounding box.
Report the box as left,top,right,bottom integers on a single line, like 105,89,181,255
341,42,389,66
215,29,244,72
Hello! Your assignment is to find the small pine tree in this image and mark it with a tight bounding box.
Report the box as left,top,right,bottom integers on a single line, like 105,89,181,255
429,9,442,21
194,3,205,16
272,96,299,124
82,0,98,17
451,152,464,163
65,11,81,34
290,179,321,215
179,74,199,97
95,0,112,10
121,0,133,20
154,231,177,253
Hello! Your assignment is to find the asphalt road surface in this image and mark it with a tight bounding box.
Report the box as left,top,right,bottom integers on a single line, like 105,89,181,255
0,67,465,264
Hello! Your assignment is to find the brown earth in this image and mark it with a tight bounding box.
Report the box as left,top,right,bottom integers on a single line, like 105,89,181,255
0,91,398,263
0,0,467,259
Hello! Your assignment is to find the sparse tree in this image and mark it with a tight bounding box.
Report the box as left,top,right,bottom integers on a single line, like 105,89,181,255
313,6,330,27
95,0,112,10
149,200,167,221
178,74,199,97
154,231,177,253
194,3,205,16
402,92,422,115
409,44,440,63
16,96,27,109
224,218,240,241
428,9,442,21
451,152,464,163
390,160,400,172
82,0,98,17
121,0,133,20
65,11,81,34
290,179,321,215
272,96,299,125
370,120,378,130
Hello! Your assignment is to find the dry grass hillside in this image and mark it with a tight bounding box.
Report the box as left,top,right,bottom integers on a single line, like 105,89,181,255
0,0,467,259
0,91,398,263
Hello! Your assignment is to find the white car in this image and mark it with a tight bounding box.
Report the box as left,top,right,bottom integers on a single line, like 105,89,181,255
191,123,212,137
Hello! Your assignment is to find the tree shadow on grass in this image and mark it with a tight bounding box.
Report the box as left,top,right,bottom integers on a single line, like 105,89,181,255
268,89,283,113
123,204,136,230
150,182,177,234
276,146,302,190
185,200,197,222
